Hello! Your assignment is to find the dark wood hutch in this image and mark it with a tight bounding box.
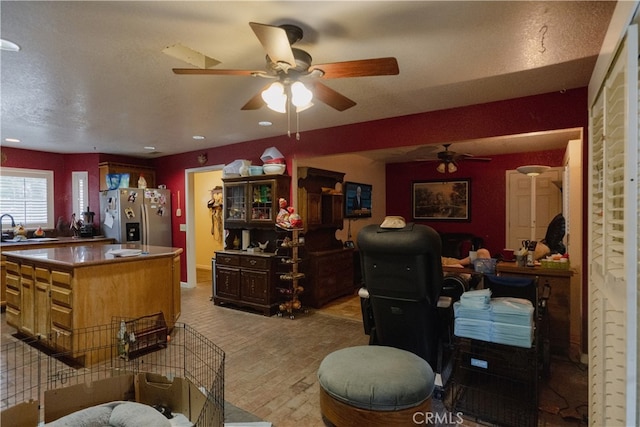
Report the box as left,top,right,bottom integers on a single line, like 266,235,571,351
213,169,356,316
297,167,355,308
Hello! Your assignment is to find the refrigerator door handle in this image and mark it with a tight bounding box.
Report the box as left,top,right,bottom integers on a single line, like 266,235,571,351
141,202,150,246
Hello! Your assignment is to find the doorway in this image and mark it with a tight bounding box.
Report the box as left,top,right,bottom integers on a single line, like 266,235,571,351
505,167,563,251
185,164,225,288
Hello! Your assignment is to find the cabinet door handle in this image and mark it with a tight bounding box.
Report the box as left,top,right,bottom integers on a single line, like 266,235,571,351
249,259,257,266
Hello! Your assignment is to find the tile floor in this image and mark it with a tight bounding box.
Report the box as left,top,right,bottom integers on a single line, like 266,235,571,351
2,274,588,426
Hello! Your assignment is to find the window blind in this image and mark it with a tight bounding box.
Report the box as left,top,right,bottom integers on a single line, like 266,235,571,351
0,167,54,229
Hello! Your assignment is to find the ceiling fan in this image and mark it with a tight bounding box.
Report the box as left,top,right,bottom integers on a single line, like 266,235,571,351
408,144,491,173
171,22,399,112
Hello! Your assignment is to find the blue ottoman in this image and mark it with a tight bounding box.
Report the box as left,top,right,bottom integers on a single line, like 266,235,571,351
318,345,435,426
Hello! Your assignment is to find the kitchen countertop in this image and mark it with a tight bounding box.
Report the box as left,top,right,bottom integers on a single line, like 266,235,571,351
0,236,114,250
2,243,182,268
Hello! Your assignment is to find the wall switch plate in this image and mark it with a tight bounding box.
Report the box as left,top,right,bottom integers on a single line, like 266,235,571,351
179,224,186,232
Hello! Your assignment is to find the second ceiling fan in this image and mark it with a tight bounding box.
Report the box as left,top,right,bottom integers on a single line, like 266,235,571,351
172,22,399,112
407,144,491,173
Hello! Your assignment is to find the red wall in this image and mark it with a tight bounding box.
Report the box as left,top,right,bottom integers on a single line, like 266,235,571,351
385,149,566,256
2,88,588,281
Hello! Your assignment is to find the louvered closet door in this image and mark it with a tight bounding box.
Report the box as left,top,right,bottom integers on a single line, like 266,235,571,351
588,23,638,427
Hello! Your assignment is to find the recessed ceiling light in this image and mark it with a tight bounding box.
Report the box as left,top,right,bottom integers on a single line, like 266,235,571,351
258,121,272,127
192,135,206,140
0,39,20,52
4,138,21,143
144,146,156,150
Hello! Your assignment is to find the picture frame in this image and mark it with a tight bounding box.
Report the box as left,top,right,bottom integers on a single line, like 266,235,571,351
412,179,470,221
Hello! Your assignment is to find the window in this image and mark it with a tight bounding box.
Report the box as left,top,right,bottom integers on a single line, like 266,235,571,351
0,167,54,229
72,171,89,217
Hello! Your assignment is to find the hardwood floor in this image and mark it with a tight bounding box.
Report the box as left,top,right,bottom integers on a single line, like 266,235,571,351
2,271,588,426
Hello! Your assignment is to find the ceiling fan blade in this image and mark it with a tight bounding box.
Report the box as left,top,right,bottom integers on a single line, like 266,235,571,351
173,68,261,76
310,82,357,111
406,146,439,160
310,57,399,79
249,22,296,67
240,84,271,110
463,157,492,162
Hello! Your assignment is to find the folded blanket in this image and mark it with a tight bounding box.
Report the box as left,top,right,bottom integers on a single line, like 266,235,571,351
491,298,534,326
459,289,492,309
491,322,533,348
454,318,491,341
453,301,492,320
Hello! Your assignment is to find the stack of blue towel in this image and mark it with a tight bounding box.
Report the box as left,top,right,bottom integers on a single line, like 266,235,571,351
454,289,534,348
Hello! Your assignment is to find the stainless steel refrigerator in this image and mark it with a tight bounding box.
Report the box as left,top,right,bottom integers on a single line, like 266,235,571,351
99,188,172,246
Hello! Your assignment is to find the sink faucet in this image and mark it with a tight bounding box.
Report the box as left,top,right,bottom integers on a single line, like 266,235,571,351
1,214,16,242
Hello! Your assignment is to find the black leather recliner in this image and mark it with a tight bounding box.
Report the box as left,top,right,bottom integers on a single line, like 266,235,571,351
358,222,443,369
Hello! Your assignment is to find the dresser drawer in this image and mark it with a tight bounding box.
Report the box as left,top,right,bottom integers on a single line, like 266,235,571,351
51,270,72,289
5,286,20,308
20,264,34,277
35,267,50,283
51,305,73,330
216,254,240,266
5,261,19,276
51,286,72,307
241,256,270,270
6,306,20,329
6,273,20,290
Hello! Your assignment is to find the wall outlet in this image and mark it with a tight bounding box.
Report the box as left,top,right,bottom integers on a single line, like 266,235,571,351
179,224,186,232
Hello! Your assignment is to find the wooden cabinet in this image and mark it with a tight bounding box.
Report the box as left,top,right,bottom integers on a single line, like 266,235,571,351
50,269,73,351
303,248,355,308
222,175,291,229
322,194,344,228
1,237,114,309
20,264,35,336
297,167,354,308
34,267,51,339
98,162,156,191
3,245,182,363
297,167,345,233
214,251,278,316
496,263,573,356
5,261,21,328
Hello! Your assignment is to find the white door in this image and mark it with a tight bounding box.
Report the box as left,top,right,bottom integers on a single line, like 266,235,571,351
506,168,563,250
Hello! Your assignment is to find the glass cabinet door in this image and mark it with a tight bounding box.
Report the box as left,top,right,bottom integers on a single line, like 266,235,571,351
224,183,246,223
248,180,275,224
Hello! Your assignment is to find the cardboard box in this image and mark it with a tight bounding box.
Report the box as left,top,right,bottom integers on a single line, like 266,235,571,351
2,373,220,426
0,400,39,427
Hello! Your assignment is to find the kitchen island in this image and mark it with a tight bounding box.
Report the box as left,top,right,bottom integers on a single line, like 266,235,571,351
1,236,115,308
3,244,181,362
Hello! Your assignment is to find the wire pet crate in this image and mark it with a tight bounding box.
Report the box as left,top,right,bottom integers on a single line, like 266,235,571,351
446,337,538,427
1,317,225,426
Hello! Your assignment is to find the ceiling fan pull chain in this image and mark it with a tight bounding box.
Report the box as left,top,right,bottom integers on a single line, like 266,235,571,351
296,111,301,140
287,105,291,138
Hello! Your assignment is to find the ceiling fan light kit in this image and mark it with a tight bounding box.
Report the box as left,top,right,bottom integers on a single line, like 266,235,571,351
437,161,458,173
261,80,313,113
171,21,399,138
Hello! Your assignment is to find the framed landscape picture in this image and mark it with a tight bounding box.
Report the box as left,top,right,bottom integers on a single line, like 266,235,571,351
412,179,470,221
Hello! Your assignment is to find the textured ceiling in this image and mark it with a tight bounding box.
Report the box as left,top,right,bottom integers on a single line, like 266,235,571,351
0,1,615,159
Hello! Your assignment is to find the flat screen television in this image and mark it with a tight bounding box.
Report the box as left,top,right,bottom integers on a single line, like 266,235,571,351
344,181,372,218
